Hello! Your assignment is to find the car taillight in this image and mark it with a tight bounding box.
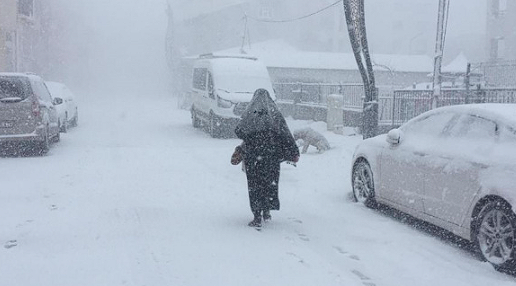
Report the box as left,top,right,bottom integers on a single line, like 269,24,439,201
32,100,40,117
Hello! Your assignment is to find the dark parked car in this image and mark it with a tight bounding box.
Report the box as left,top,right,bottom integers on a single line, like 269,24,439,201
0,73,60,154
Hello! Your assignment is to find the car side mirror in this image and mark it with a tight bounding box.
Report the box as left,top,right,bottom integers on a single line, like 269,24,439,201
386,129,402,145
53,97,63,105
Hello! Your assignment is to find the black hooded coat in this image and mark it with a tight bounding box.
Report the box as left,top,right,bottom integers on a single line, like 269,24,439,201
234,89,299,212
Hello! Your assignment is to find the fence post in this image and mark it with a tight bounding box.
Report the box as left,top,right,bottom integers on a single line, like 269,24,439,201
392,91,396,127
465,63,471,104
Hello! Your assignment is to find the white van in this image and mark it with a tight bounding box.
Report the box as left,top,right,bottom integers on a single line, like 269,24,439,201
189,54,275,138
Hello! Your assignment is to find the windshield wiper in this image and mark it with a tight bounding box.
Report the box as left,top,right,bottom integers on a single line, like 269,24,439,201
0,97,23,103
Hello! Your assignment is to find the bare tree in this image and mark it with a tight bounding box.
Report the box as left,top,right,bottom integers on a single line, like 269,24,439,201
342,0,378,139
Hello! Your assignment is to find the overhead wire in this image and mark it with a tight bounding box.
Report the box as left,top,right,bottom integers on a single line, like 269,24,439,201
246,0,343,23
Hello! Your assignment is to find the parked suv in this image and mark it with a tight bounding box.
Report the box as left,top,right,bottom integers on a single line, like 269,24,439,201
0,73,60,154
189,54,275,138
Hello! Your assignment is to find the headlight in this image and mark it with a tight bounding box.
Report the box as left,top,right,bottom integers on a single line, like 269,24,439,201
217,96,233,108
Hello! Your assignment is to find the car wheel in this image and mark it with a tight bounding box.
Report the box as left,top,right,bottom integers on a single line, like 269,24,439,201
37,128,50,155
61,113,68,133
352,160,376,208
191,107,200,128
209,112,220,138
474,200,516,270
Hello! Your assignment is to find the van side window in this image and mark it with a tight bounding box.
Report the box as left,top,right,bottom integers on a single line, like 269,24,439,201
208,72,214,99
193,68,207,90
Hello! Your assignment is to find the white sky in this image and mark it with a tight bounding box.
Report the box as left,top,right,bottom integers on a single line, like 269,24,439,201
53,0,488,94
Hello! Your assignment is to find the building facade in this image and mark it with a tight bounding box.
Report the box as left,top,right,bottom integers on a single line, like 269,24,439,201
483,0,516,86
0,0,49,73
486,0,514,61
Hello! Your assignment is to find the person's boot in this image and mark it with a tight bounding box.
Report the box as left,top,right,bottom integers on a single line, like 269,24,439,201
248,211,262,227
262,210,271,222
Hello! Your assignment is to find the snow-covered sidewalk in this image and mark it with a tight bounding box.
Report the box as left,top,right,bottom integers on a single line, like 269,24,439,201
0,93,514,286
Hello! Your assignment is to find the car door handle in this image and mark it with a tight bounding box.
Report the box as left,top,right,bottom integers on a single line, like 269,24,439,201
471,162,488,169
413,151,427,157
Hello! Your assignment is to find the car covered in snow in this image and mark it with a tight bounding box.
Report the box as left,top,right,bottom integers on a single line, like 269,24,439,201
0,73,60,154
45,81,78,132
351,103,516,271
189,54,275,138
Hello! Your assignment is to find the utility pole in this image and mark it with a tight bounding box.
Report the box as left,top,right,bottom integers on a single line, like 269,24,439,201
343,0,378,139
432,0,449,109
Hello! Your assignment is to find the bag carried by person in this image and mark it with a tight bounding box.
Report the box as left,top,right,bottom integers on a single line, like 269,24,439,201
231,144,244,165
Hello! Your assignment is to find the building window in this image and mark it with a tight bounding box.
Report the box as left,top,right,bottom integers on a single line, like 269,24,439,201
492,0,507,17
18,0,34,18
497,38,506,59
490,37,506,60
259,0,273,20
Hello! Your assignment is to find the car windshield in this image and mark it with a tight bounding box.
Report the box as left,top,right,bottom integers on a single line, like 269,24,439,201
0,77,30,100
45,82,65,98
401,112,457,138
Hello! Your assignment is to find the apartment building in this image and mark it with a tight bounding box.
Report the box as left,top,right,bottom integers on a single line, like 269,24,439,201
0,0,48,73
487,0,515,61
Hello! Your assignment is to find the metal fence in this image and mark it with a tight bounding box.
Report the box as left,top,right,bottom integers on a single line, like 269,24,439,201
475,61,516,87
273,82,364,109
274,82,516,127
390,87,516,125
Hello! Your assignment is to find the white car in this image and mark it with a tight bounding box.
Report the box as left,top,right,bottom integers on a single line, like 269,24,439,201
189,54,275,138
45,81,78,132
351,103,516,271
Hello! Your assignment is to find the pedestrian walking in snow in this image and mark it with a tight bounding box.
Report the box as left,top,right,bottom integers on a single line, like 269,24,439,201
232,88,300,228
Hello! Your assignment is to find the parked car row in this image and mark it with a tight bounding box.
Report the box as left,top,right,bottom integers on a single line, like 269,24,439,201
0,72,78,155
351,103,516,271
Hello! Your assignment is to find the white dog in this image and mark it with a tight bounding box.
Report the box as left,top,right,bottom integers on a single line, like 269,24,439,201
293,127,330,154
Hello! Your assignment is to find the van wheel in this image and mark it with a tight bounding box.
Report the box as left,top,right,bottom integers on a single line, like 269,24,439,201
191,107,200,128
209,112,220,138
53,128,60,143
61,113,68,133
71,109,78,127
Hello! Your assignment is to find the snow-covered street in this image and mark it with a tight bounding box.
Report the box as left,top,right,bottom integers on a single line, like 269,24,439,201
0,93,514,286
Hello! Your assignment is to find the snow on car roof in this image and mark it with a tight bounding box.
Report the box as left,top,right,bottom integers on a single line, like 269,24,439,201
208,57,269,76
0,72,43,81
408,103,516,128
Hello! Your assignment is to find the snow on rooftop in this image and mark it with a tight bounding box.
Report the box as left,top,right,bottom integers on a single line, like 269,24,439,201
216,40,434,73
172,0,247,21
442,52,469,73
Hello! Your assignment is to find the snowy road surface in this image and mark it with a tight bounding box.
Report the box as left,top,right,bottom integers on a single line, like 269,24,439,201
0,93,514,286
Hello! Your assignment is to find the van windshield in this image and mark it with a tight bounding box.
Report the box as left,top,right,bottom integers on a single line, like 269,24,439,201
215,74,273,94
0,77,30,100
